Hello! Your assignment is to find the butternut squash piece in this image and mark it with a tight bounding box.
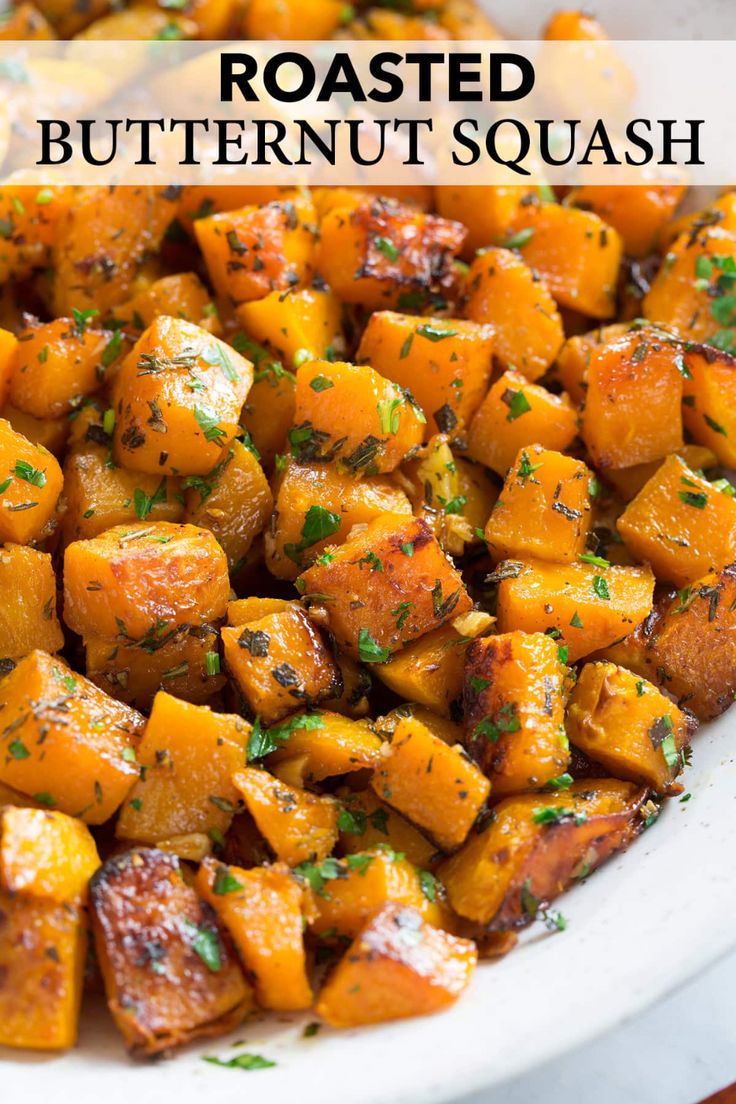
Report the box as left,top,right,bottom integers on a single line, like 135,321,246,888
543,9,608,39
298,514,472,662
566,185,685,257
374,614,493,719
196,858,312,1011
336,789,436,870
463,247,564,380
463,631,569,795
357,311,494,435
231,767,338,866
292,358,425,474
114,272,219,335
2,403,69,458
72,4,197,37
63,522,229,641
553,322,630,405
0,650,143,823
236,286,344,365
617,454,736,586
183,440,272,571
194,196,317,305
465,369,577,476
581,328,684,469
85,626,224,711
496,559,655,663
660,190,736,250
485,446,592,564
567,662,692,794
438,780,645,926
507,200,622,318
435,185,537,256
265,459,411,579
315,903,476,1028
304,847,449,938
90,848,252,1055
322,652,372,718
0,5,54,39
0,418,63,544
0,892,86,1050
644,227,736,343
0,544,63,658
111,316,252,476
222,606,341,725
372,715,489,851
681,345,736,466
241,0,345,37
9,317,111,419
240,354,296,470
227,596,291,625
62,443,183,544
266,710,383,782
0,183,71,285
52,185,179,319
603,443,717,503
0,806,100,905
0,326,17,409
116,692,250,844
317,198,465,310
455,457,499,536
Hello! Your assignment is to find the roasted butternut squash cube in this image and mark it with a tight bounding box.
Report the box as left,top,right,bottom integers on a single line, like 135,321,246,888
3,404,70,458
90,848,252,1055
485,446,592,564
231,767,338,866
222,606,341,725
266,709,383,782
52,185,179,319
336,789,436,870
292,359,425,475
304,846,449,938
617,454,736,586
0,544,63,658
553,322,630,406
242,0,345,38
0,184,71,286
356,312,494,436
236,286,344,365
0,418,63,544
660,191,736,250
315,903,476,1028
317,198,465,310
581,328,684,470
196,858,312,1011
265,459,411,579
85,625,224,711
567,662,692,793
114,272,219,334
0,892,86,1050
455,457,499,535
566,185,685,257
506,201,622,318
62,443,184,543
681,345,736,466
0,650,143,823
463,631,569,795
227,596,292,625
194,196,317,305
463,247,564,380
371,715,489,851
240,353,296,471
438,780,645,925
116,692,250,844
603,443,717,504
435,184,536,256
644,227,736,343
496,559,655,663
111,316,253,476
374,614,493,718
9,317,112,420
298,515,472,662
183,440,272,571
0,805,99,905
63,522,229,641
465,370,577,477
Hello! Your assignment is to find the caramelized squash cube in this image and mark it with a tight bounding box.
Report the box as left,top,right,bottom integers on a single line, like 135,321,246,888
0,544,63,658
9,317,111,420
231,767,338,866
236,286,344,365
0,418,63,543
644,227,736,343
266,709,383,782
681,345,736,466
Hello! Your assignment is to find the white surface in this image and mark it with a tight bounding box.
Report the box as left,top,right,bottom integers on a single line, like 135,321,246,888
460,947,736,1104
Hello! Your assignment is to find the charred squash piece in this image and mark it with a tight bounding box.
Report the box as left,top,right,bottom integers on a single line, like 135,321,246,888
463,631,569,795
438,780,646,926
0,650,143,823
315,903,476,1028
89,848,252,1055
